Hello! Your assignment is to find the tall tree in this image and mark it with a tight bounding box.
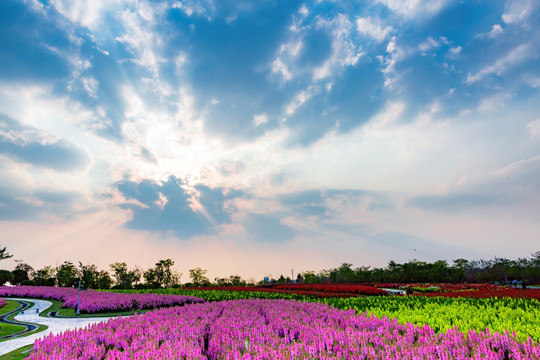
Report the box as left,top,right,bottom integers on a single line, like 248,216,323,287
189,267,210,286
15,261,34,278
95,270,113,289
56,261,79,287
78,262,102,289
144,259,181,288
110,262,141,289
34,266,56,286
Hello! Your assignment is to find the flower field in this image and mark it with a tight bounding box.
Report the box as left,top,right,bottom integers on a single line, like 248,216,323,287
3,284,540,358
321,296,540,342
0,286,204,313
27,299,539,360
118,288,540,342
0,298,5,308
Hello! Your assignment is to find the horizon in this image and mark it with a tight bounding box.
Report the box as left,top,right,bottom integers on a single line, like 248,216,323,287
1,0,539,280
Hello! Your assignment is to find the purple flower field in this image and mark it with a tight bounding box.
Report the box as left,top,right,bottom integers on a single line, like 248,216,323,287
0,298,6,308
29,299,539,359
0,286,204,313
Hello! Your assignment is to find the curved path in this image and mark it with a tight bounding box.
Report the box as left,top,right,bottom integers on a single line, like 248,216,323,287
0,298,113,356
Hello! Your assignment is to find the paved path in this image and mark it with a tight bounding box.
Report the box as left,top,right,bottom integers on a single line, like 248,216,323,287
380,288,407,295
0,298,113,356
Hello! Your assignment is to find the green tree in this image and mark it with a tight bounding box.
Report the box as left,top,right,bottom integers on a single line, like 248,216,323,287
11,269,29,285
144,259,181,288
451,258,469,282
15,261,34,279
301,271,318,284
95,270,113,289
56,261,79,287
330,263,356,283
228,274,245,286
189,267,210,286
34,266,56,286
0,270,14,285
110,262,141,289
429,260,449,282
78,262,105,289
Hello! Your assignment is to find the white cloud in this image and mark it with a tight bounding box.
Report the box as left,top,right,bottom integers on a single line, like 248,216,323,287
298,4,309,17
356,16,393,43
466,44,530,83
502,0,534,24
171,0,215,20
115,4,168,75
528,78,540,88
475,24,504,39
493,154,540,176
418,36,440,52
313,15,364,80
50,0,108,30
82,77,99,98
175,52,187,75
477,92,512,112
253,114,269,127
526,119,540,138
375,0,450,18
270,41,302,83
449,46,462,55
285,87,318,115
0,129,60,146
25,0,46,15
271,58,293,82
368,101,405,130
378,36,405,88
488,24,504,38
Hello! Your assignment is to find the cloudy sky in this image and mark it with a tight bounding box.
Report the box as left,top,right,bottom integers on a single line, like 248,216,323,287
1,0,539,280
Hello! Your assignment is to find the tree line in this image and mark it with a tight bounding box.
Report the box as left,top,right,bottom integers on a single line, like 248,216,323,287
294,252,540,285
0,245,539,288
0,245,254,289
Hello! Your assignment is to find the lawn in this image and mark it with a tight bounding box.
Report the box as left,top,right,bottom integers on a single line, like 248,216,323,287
0,301,29,339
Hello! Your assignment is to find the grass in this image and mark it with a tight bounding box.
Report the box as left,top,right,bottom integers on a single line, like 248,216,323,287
0,301,22,316
0,301,28,339
0,323,26,338
0,344,33,360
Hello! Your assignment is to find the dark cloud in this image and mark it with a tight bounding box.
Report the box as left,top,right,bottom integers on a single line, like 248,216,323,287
280,189,327,217
117,176,244,238
0,187,40,221
0,114,91,172
0,186,88,221
280,189,393,217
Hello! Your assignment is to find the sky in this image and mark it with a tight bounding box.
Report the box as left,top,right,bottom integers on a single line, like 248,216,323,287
1,0,539,281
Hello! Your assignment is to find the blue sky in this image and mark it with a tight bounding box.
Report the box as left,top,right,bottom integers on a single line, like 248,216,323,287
1,0,539,279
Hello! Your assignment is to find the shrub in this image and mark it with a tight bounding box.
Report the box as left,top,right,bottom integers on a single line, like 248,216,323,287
0,270,14,285
21,279,37,286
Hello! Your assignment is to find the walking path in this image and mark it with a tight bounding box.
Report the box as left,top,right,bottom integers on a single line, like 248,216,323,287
0,298,113,356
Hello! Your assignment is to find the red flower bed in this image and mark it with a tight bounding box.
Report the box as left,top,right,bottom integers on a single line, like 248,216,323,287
271,283,387,295
186,284,387,297
375,283,540,299
420,288,540,299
